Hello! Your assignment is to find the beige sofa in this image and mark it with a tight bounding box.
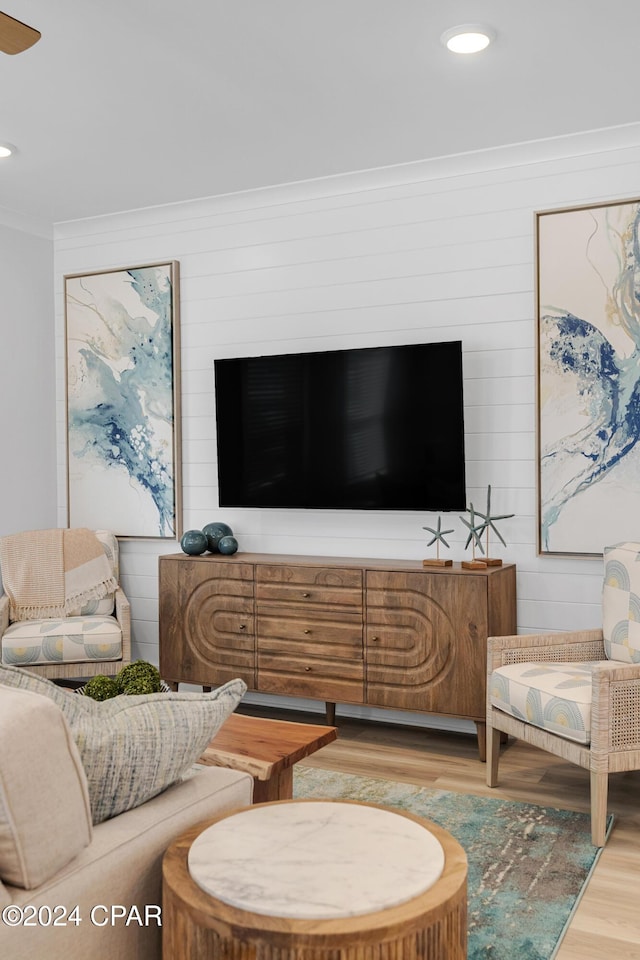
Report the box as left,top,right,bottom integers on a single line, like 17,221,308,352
0,686,253,960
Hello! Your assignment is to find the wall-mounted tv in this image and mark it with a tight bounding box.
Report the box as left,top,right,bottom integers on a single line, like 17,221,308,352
214,340,466,511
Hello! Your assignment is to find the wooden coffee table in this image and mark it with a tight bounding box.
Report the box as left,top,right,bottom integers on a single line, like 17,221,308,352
197,712,337,803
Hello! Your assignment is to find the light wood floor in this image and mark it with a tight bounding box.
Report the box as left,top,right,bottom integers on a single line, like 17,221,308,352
236,702,640,960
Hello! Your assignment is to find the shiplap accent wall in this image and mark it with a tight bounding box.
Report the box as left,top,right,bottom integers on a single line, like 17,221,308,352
53,124,640,720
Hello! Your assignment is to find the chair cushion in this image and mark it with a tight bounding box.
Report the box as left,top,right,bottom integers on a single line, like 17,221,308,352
489,661,605,745
0,665,247,824
602,541,640,663
1,615,122,666
0,688,92,889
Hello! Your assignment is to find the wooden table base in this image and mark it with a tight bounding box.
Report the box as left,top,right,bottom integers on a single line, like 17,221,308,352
163,802,467,960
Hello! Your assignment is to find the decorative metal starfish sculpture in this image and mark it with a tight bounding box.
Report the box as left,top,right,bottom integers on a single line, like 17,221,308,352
473,484,514,553
422,515,454,550
459,503,486,556
422,515,455,565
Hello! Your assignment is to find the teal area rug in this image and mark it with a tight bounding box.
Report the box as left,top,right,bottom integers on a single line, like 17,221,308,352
293,767,609,960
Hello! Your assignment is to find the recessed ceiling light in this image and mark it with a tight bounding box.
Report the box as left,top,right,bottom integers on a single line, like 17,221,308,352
0,142,15,158
440,24,495,54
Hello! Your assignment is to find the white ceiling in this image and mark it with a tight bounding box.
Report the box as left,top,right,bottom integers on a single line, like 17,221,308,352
1,0,640,226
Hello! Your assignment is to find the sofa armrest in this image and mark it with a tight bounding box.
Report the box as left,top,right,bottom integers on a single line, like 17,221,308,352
114,587,131,665
0,593,9,636
0,766,252,960
487,629,605,674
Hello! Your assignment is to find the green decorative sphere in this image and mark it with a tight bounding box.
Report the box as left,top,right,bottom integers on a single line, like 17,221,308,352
116,660,162,695
202,521,234,553
217,535,239,555
83,675,119,701
180,529,208,555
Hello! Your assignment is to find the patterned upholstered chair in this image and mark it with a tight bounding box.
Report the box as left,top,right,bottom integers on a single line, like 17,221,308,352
486,541,640,846
0,529,131,681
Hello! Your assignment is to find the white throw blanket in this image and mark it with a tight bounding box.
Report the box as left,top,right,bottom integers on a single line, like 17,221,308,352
0,527,118,621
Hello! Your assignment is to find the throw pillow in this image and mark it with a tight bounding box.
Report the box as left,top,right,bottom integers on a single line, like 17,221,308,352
0,878,10,908
0,687,92,888
0,665,247,824
602,541,640,663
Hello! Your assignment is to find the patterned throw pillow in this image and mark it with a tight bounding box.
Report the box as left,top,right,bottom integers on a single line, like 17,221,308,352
0,665,246,824
602,542,640,663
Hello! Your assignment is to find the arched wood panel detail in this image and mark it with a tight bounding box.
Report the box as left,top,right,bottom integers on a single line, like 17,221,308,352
366,571,487,718
161,560,255,687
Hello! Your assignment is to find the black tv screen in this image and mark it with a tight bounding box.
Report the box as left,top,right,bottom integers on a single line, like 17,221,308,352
214,341,466,511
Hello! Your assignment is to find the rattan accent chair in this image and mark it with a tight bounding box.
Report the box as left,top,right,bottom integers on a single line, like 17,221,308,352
486,629,640,846
487,542,640,847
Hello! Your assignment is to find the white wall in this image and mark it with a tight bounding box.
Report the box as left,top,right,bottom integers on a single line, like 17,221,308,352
0,220,56,546
53,123,640,680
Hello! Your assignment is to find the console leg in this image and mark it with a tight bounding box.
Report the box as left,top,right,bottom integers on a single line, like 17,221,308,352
325,702,336,726
475,721,486,762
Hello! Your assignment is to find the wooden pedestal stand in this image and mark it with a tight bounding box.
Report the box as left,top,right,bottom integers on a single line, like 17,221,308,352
462,556,503,568
163,803,468,960
461,532,505,569
461,536,487,570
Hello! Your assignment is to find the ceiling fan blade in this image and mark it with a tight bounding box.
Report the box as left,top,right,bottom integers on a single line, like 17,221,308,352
0,11,41,54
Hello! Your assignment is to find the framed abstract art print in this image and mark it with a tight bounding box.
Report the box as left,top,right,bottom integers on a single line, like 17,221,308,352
65,261,182,539
536,198,640,556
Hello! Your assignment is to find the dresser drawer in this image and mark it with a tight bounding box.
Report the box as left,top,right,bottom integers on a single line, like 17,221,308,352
258,652,364,703
257,623,363,660
258,609,361,641
256,565,362,609
257,564,363,588
256,582,362,609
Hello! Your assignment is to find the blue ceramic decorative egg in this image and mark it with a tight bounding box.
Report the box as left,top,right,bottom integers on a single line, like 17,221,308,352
202,521,234,553
217,535,239,555
180,529,208,556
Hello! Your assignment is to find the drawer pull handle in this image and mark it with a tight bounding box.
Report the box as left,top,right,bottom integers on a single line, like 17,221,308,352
371,635,379,641
304,666,312,672
239,624,246,630
304,628,311,635
302,592,310,598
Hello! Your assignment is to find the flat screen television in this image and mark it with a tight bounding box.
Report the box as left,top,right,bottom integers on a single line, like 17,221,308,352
214,340,466,511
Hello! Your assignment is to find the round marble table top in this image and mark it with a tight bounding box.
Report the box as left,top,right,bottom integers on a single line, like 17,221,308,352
188,800,445,919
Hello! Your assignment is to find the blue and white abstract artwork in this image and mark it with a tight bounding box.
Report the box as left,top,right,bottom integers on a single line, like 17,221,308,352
66,262,181,538
537,200,640,555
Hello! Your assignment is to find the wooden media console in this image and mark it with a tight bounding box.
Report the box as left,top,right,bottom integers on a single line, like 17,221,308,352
159,552,516,759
